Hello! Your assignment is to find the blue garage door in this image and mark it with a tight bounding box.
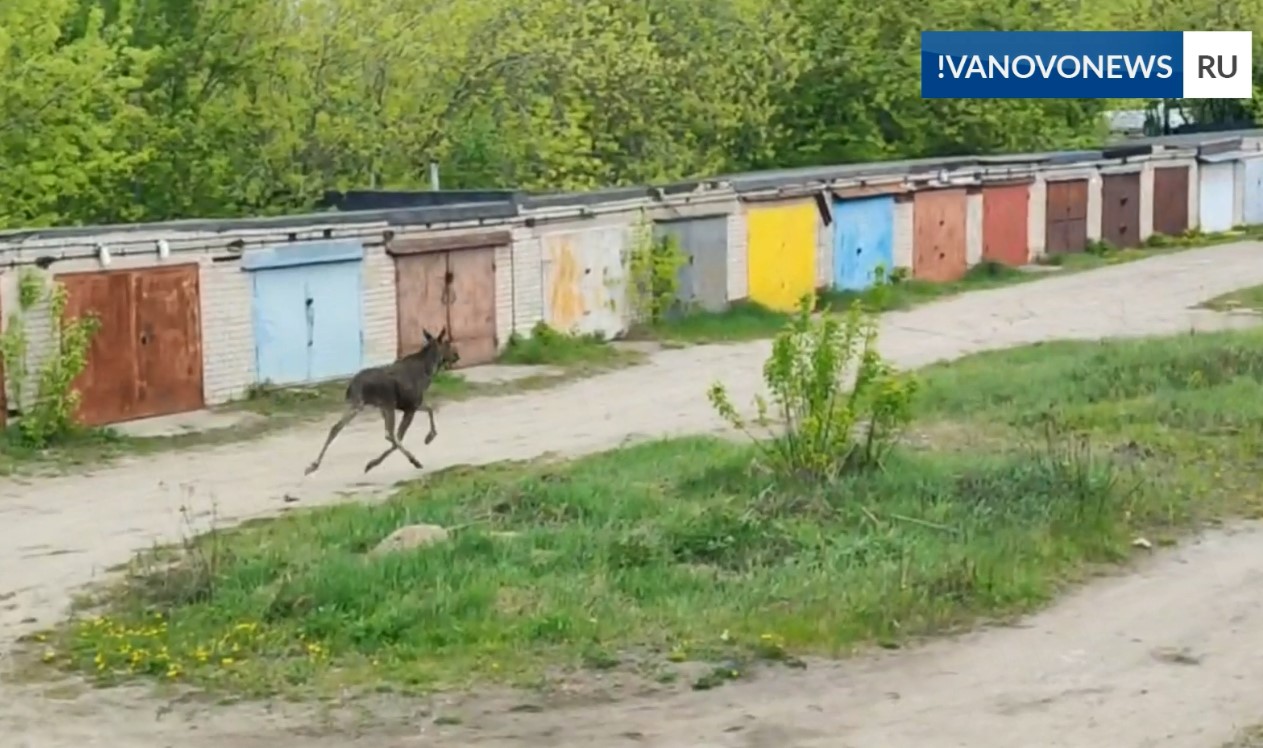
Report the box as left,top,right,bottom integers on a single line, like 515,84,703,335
833,195,895,291
243,240,365,386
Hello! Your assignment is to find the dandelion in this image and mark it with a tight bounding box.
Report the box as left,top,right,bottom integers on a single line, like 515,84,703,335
41,649,56,663
220,657,234,666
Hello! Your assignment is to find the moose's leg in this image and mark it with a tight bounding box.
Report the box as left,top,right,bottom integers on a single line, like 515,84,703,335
422,404,438,445
364,407,424,473
305,403,362,475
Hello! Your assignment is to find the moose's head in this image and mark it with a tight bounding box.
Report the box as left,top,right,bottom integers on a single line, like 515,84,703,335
423,327,460,370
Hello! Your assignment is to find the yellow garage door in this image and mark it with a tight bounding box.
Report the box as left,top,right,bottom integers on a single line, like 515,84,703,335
746,200,818,312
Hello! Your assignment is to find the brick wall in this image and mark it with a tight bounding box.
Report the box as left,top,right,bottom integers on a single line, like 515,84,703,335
360,243,397,368
726,208,749,300
892,198,914,269
815,202,833,288
1027,177,1047,259
965,190,984,266
1086,171,1104,242
1138,163,1156,241
199,258,254,405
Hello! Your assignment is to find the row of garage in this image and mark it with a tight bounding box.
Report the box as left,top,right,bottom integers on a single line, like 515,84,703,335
3,133,1263,427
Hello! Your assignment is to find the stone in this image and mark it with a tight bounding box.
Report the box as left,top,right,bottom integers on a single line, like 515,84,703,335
369,523,449,556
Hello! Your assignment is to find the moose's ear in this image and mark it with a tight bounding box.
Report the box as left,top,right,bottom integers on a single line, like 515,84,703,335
439,326,450,341
423,329,435,342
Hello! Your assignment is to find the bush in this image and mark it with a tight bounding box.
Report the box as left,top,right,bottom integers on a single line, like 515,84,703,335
708,294,918,481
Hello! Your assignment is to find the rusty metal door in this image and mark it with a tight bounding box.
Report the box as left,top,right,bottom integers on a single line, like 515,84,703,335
446,247,497,366
981,183,1030,266
133,264,205,420
395,253,449,356
542,226,628,338
1100,173,1141,248
60,270,138,426
652,216,729,312
912,188,968,282
1045,180,1088,254
1152,167,1190,236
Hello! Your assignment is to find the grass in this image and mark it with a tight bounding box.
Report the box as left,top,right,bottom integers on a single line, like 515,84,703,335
1199,283,1263,313
30,324,1263,699
498,322,633,367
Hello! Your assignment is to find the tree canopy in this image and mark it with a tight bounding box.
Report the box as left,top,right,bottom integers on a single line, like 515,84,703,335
1,0,1259,229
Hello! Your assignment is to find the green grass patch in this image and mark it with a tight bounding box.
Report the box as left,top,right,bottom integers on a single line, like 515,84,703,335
820,261,1032,313
1198,284,1263,313
499,322,632,367
642,300,791,343
38,436,1132,697
35,326,1263,698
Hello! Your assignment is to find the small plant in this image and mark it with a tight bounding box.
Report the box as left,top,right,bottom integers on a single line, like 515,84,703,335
708,294,918,481
626,210,689,325
1,273,102,447
1084,239,1114,257
499,321,616,366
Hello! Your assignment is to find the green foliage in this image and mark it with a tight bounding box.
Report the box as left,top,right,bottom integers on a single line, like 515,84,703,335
0,270,43,409
709,295,918,480
2,0,1252,229
499,321,621,367
0,275,102,448
626,212,689,325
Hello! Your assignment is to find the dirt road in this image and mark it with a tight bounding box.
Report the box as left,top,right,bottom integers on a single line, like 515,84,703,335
6,242,1263,748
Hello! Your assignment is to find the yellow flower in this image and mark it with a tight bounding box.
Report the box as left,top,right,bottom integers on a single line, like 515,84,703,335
220,657,234,666
41,649,56,663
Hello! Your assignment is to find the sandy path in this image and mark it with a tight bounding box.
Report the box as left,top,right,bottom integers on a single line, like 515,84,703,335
5,242,1263,747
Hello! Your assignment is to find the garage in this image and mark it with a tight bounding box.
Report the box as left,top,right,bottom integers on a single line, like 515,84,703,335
61,263,205,426
389,231,503,367
243,240,365,386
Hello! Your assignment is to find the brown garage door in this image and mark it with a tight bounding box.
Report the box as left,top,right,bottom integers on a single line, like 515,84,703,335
390,231,505,367
1100,172,1141,249
913,188,968,282
1045,179,1088,254
982,182,1030,266
1153,166,1190,237
61,264,205,426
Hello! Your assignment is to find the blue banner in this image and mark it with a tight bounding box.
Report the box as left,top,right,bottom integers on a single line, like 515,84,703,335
920,31,1253,99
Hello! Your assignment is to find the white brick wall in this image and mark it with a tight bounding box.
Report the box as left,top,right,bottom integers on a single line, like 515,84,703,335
892,198,914,270
1234,159,1247,227
1187,160,1201,230
1028,178,1047,259
1086,171,1103,242
360,243,396,368
495,241,515,346
965,190,983,266
816,204,833,288
1139,163,1155,240
726,208,749,301
510,231,544,335
200,259,254,405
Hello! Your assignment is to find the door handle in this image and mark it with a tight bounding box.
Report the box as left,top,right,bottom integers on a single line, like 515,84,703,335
305,297,314,348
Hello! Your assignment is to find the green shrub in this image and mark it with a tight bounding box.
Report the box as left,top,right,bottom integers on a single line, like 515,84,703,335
708,294,918,481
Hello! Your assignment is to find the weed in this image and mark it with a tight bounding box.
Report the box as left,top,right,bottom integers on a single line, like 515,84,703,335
499,322,624,367
637,300,790,344
626,210,689,325
0,274,101,448
709,295,917,480
1198,283,1263,313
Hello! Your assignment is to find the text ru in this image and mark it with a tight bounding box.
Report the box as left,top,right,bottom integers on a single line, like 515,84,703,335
1198,54,1239,79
